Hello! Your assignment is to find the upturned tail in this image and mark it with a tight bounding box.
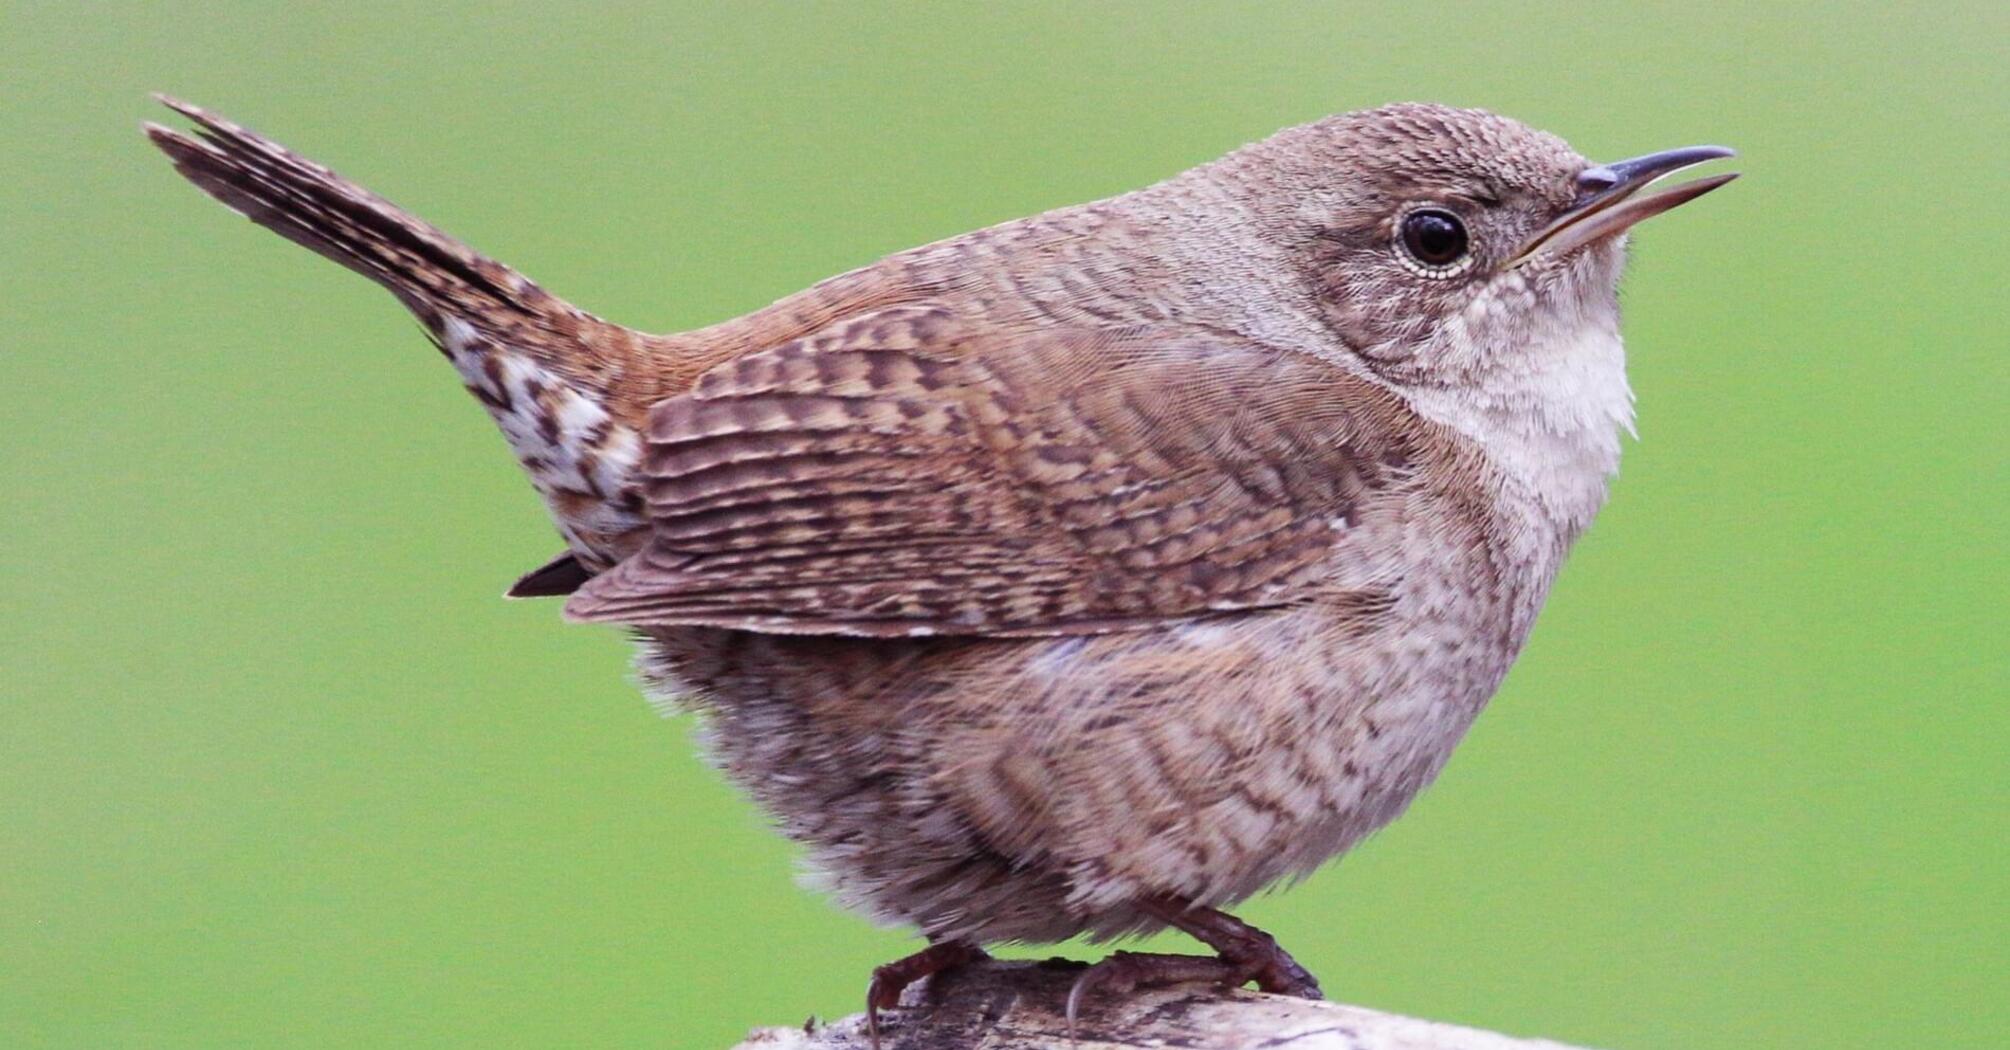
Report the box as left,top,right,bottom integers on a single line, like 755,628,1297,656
145,96,653,578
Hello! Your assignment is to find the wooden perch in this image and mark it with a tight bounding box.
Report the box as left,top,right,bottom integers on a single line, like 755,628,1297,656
733,958,1600,1050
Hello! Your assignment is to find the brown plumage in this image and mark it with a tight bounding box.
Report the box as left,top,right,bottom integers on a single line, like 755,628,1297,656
146,96,1733,1017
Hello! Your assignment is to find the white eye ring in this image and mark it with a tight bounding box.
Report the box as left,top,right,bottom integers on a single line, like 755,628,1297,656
1394,205,1475,279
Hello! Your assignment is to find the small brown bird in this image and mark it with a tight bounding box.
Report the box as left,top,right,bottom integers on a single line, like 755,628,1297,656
146,97,1733,1026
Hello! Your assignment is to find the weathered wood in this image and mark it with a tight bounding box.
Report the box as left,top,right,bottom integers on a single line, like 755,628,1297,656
733,959,1600,1050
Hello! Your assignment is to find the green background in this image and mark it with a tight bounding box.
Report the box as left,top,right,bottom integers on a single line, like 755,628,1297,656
5,3,2004,1047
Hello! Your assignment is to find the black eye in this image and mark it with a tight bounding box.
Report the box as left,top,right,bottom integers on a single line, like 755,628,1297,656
1399,209,1469,268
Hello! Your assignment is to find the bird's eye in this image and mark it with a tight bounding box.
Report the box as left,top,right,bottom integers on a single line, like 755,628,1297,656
1399,209,1469,271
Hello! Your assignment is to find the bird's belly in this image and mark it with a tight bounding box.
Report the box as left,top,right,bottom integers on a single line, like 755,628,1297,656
638,587,1519,943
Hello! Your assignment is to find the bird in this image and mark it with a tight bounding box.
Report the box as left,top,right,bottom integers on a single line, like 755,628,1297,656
145,95,1735,1032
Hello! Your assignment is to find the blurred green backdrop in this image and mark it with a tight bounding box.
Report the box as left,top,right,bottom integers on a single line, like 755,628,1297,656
4,3,2004,1048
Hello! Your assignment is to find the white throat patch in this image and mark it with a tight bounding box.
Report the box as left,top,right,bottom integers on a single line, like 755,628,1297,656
1407,316,1633,538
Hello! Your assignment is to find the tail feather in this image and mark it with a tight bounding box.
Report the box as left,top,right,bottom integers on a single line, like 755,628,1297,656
146,96,652,568
145,96,546,326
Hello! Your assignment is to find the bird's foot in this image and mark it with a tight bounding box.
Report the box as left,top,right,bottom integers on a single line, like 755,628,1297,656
1174,907,1323,998
1064,950,1257,1030
1140,896,1324,999
865,940,988,1049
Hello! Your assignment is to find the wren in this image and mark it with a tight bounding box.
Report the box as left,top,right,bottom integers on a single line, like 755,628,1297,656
147,97,1734,1027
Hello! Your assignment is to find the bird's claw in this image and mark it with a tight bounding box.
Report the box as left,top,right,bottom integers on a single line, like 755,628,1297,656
864,941,987,1050
1064,951,1258,1034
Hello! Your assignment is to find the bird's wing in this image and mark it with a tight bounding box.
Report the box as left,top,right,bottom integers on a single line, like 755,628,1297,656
565,304,1424,637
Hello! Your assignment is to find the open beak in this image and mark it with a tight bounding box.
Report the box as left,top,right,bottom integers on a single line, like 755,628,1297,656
1509,145,1739,267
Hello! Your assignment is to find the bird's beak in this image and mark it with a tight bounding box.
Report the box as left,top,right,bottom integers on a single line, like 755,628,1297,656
1508,145,1738,268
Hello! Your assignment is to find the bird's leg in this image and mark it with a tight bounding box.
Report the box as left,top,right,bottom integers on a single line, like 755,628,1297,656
865,939,988,1048
1066,896,1323,1027
1143,897,1324,998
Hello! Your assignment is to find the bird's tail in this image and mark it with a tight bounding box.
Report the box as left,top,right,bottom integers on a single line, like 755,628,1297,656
145,96,653,574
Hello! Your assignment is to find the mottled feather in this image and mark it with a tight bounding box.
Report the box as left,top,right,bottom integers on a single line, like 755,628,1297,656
565,306,1425,636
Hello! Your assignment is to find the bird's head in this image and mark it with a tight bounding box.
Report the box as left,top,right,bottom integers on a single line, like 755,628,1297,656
1247,103,1736,393
1200,103,1736,527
